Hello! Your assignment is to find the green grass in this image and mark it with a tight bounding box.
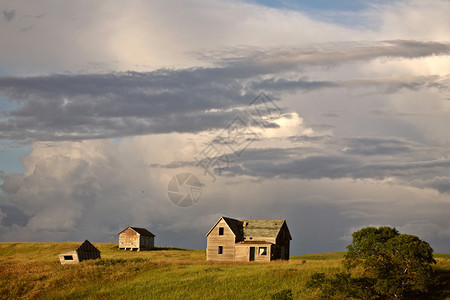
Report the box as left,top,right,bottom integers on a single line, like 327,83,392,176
0,242,448,299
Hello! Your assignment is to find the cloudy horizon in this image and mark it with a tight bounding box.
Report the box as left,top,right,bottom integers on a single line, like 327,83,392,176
1,0,449,255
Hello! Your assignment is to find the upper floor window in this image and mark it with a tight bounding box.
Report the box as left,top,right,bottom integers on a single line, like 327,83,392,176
219,227,224,235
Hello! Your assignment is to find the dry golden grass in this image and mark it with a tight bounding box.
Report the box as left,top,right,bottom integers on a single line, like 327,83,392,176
0,242,448,299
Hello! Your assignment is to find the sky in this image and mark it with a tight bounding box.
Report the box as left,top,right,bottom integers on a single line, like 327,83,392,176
0,0,449,255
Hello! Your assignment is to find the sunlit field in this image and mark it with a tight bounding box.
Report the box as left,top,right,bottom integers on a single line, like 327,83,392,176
0,243,448,299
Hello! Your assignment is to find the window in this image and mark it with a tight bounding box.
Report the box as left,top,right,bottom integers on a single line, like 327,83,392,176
219,227,224,235
259,247,267,255
218,246,223,254
64,255,74,260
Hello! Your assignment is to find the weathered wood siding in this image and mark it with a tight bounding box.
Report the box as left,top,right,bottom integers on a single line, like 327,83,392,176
119,227,140,249
274,224,290,260
207,219,236,261
139,236,154,250
234,245,248,261
58,251,79,265
77,248,101,261
235,244,271,262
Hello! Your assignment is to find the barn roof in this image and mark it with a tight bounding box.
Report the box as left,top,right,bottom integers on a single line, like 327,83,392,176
119,227,155,237
206,216,291,240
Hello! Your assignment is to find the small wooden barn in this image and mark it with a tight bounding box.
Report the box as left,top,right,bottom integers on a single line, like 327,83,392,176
206,216,292,262
118,227,155,251
58,240,101,265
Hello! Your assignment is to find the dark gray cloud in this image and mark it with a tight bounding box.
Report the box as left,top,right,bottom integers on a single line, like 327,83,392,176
287,135,332,143
416,177,450,194
0,70,263,140
342,137,414,155
2,9,16,22
0,40,448,142
199,40,450,68
0,204,28,226
238,154,450,181
242,154,358,179
250,75,442,93
0,171,23,193
207,135,450,194
251,77,337,92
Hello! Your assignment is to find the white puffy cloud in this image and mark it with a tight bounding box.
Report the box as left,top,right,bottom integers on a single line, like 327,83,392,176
1,0,449,75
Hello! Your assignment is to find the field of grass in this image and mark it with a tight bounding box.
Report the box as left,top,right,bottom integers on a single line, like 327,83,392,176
0,242,449,299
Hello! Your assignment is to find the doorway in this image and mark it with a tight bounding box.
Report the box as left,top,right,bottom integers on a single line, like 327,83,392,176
249,247,255,261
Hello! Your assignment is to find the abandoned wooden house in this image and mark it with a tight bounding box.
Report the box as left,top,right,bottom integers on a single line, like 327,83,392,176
118,226,155,251
206,216,292,262
58,240,101,265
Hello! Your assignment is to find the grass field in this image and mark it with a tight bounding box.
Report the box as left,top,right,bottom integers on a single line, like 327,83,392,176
0,242,449,299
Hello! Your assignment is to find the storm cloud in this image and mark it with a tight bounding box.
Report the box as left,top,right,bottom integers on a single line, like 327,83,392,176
1,40,449,141
0,0,449,255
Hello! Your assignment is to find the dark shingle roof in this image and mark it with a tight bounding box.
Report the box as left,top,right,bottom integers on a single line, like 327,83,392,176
118,227,155,236
222,217,244,240
76,240,100,252
130,227,155,237
59,240,100,256
206,217,291,240
241,219,287,238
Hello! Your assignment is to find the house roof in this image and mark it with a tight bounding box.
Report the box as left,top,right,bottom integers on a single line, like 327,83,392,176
205,216,243,238
118,227,155,237
206,216,291,240
222,217,245,239
242,219,291,239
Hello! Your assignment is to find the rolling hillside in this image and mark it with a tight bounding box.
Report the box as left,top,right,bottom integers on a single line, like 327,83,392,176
0,242,448,299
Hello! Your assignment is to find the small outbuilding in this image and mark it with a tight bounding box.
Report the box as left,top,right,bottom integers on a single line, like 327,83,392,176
118,226,155,251
58,240,101,265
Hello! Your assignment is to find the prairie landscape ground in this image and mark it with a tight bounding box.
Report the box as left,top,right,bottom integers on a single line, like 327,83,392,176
0,242,448,299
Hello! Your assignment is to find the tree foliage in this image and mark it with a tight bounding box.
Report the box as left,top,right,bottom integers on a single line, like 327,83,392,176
307,226,436,299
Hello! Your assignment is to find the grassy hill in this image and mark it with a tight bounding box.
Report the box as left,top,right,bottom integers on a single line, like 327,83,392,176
0,242,449,299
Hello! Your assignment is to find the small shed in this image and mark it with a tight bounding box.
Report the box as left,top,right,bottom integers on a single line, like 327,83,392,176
118,227,155,251
58,240,101,265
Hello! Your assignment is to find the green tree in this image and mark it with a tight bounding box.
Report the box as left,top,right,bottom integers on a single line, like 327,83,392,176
307,226,436,299
344,226,436,298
